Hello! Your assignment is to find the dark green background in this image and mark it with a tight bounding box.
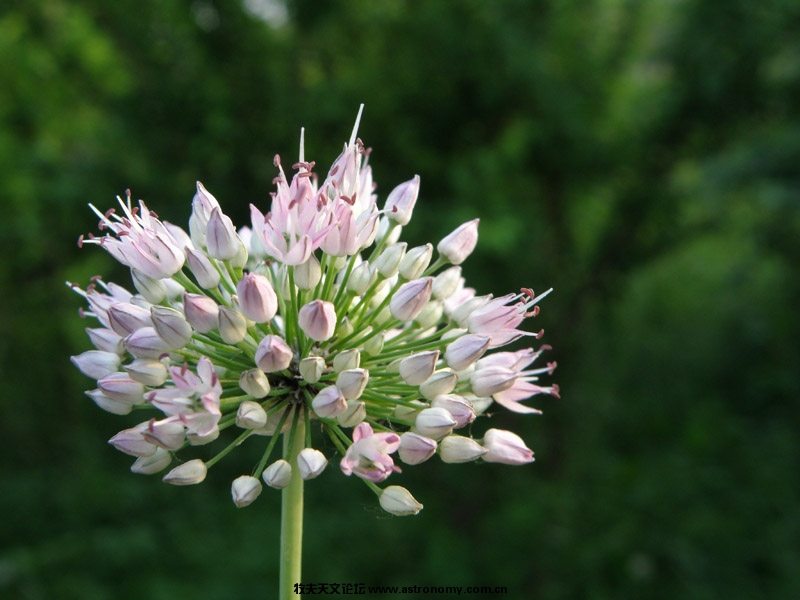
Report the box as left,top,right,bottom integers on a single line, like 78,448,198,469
2,0,799,598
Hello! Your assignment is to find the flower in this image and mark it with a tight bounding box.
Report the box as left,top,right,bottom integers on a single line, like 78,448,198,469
69,109,557,514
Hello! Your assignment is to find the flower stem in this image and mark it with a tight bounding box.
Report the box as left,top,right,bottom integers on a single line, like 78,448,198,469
279,413,305,600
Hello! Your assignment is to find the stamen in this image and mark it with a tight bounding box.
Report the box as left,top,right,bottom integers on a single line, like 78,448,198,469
273,154,281,167
547,361,557,375
77,235,85,248
535,329,544,339
521,287,535,299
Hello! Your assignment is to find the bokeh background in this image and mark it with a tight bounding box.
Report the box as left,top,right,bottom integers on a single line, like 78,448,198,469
2,0,799,598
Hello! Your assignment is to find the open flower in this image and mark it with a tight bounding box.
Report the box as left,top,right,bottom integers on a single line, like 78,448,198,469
68,108,557,516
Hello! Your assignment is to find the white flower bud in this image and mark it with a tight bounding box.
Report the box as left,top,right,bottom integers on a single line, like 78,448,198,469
482,429,534,464
85,389,133,415
231,239,248,269
187,427,219,446
376,216,402,246
141,419,186,450
183,293,219,333
255,335,293,372
295,253,322,289
131,268,167,303
347,260,375,295
71,350,121,380
333,348,360,372
218,306,248,344
162,459,208,485
384,175,420,226
374,242,407,278
161,277,185,300
130,447,172,474
262,459,292,488
398,350,439,386
298,300,337,341
470,365,517,397
390,277,433,322
124,358,168,387
97,372,145,404
123,327,172,359
299,356,325,383
151,306,193,349
108,303,152,336
399,243,433,280
237,273,278,323
419,369,458,400
336,400,366,427
431,394,476,428
109,425,156,457
185,248,221,289
439,435,487,463
363,330,384,356
451,294,491,328
337,317,354,338
438,218,479,265
398,432,437,465
432,266,463,300
379,485,423,516
239,368,271,398
444,333,490,371
86,327,124,355
297,448,327,480
231,475,263,507
206,208,240,260
414,300,443,329
414,407,457,440
236,400,268,429
312,385,347,418
336,368,369,400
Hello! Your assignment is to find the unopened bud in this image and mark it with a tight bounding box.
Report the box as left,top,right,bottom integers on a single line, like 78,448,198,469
71,350,121,380
123,327,171,360
444,334,490,371
124,358,168,386
162,458,208,485
237,273,278,323
218,306,248,344
399,243,433,280
336,368,369,400
414,300,443,328
336,400,366,427
439,435,487,463
206,208,239,260
151,306,193,349
432,266,462,300
333,348,360,372
374,242,407,278
86,327,124,355
295,254,322,289
431,394,476,428
239,368,270,398
312,385,347,418
183,293,219,333
231,475,262,507
379,485,423,516
363,330,384,356
85,389,133,415
470,366,517,397
141,418,185,450
108,303,151,336
347,260,375,295
131,268,167,303
298,300,337,341
419,369,458,400
299,356,325,383
262,459,292,489
98,372,145,404
109,425,156,457
398,432,437,465
482,429,534,465
130,447,172,474
255,335,293,372
390,277,433,322
236,400,268,429
297,448,328,480
414,407,457,440
185,247,221,289
384,175,420,226
438,219,479,265
399,351,439,386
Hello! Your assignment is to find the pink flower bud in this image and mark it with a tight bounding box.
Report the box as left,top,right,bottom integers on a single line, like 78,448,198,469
107,302,152,336
71,350,121,380
482,429,534,465
151,306,193,349
123,326,171,359
470,365,518,397
297,448,327,480
185,247,221,289
444,334,491,371
183,293,219,333
262,459,292,489
218,306,248,344
298,300,337,341
124,358,168,386
390,277,433,322
414,407,457,440
398,350,439,386
398,432,438,465
231,475,263,507
312,385,347,418
255,335,293,372
97,372,145,404
108,425,157,457
237,273,278,323
438,218,479,265
131,447,172,474
162,458,208,485
439,435,487,463
379,485,423,516
206,207,239,260
384,175,420,226
431,394,476,428
236,400,268,429
336,368,369,400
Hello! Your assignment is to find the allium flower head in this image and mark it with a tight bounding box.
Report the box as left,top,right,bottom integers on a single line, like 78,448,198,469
68,107,558,515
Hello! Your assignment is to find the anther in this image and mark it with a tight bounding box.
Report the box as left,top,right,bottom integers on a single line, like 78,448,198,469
534,328,545,339
77,235,85,248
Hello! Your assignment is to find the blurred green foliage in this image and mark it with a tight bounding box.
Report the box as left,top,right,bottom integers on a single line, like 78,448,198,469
1,0,799,598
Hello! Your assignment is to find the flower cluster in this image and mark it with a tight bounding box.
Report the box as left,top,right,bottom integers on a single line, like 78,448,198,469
69,110,558,515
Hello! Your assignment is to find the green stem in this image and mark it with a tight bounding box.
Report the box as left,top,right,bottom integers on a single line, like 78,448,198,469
279,412,305,599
